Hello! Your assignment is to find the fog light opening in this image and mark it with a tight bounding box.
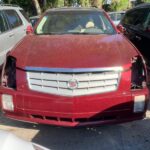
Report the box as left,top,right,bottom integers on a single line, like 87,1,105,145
134,95,145,113
2,94,14,111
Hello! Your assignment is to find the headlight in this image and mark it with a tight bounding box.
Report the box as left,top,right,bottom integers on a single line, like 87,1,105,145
2,56,16,89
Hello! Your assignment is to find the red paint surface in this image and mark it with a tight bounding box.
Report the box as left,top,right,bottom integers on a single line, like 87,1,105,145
11,34,137,68
0,27,149,127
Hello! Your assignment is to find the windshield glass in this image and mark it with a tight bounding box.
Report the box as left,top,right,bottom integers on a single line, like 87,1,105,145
36,10,116,35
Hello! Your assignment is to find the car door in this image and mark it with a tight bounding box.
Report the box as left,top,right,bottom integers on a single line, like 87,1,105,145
121,8,150,64
128,8,150,65
4,9,26,46
0,10,15,65
120,10,137,42
134,8,150,63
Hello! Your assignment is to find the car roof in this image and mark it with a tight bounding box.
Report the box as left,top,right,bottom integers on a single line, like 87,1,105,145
108,11,126,14
46,7,103,13
134,2,150,8
29,16,40,19
0,4,22,10
125,3,150,14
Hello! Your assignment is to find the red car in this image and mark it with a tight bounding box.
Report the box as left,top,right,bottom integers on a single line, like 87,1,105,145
0,8,149,127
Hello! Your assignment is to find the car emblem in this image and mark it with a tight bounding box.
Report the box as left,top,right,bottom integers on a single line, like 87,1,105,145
68,79,78,90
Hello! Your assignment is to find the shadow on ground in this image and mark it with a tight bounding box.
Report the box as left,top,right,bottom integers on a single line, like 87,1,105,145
32,119,150,150
1,110,150,150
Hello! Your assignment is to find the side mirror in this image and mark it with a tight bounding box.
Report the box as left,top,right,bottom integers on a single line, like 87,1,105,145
26,25,33,34
116,24,126,33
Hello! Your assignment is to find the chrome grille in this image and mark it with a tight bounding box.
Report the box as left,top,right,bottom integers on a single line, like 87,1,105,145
27,68,121,96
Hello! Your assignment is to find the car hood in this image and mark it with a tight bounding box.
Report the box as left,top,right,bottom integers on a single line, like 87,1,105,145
11,34,137,69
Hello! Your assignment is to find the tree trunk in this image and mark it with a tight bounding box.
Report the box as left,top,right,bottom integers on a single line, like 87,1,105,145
8,0,11,4
43,0,47,7
32,0,42,15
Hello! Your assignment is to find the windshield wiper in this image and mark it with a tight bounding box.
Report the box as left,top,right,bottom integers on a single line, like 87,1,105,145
36,32,67,35
36,32,102,35
68,32,100,35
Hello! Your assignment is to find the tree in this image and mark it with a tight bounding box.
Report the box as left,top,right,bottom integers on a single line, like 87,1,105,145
32,0,42,15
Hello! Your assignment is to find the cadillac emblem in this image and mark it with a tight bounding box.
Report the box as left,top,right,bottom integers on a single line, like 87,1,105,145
68,79,78,90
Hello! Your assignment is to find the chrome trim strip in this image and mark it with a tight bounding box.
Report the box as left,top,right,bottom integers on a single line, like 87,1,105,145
25,67,123,73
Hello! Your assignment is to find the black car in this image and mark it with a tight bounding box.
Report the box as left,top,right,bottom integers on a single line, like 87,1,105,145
120,3,150,66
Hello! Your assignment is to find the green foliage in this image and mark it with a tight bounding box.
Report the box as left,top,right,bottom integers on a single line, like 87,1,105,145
102,0,129,11
3,0,35,16
2,0,150,15
143,0,150,2
78,0,90,6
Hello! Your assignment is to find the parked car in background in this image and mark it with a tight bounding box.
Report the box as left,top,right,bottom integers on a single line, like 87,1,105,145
0,130,49,150
0,4,32,65
108,11,125,26
30,16,40,27
119,3,150,66
0,7,149,127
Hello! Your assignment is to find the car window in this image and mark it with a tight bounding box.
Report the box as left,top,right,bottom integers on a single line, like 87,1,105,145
116,13,124,21
0,11,9,34
122,11,137,25
36,11,116,35
19,9,30,22
133,8,149,31
122,8,149,29
143,10,150,30
109,13,116,21
4,9,23,29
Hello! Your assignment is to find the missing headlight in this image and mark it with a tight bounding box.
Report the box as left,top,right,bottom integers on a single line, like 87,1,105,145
131,56,146,89
2,56,16,89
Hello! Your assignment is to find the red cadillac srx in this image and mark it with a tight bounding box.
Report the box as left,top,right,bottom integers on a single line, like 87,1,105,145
0,8,149,127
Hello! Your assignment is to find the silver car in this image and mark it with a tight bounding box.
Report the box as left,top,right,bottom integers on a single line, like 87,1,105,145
0,130,49,150
0,4,32,65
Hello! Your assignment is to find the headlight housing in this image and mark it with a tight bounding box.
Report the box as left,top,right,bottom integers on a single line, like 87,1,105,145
131,55,146,89
2,56,16,89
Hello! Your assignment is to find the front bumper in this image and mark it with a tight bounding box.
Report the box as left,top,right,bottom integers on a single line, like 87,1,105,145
0,87,149,127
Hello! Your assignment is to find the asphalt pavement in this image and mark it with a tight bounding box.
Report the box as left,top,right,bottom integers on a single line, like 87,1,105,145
1,107,150,150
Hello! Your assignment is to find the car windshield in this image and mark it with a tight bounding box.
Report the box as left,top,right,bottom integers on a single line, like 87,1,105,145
35,10,116,35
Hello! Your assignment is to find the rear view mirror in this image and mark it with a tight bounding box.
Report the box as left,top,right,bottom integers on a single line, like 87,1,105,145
117,24,126,33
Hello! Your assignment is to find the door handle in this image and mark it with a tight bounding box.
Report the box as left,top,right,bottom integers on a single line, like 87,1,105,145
135,35,141,41
9,34,14,37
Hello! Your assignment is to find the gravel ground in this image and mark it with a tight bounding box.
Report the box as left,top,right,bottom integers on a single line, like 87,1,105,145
1,108,150,150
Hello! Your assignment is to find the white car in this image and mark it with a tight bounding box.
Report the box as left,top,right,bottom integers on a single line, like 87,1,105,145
30,16,40,27
0,130,49,150
0,4,32,65
108,11,125,26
